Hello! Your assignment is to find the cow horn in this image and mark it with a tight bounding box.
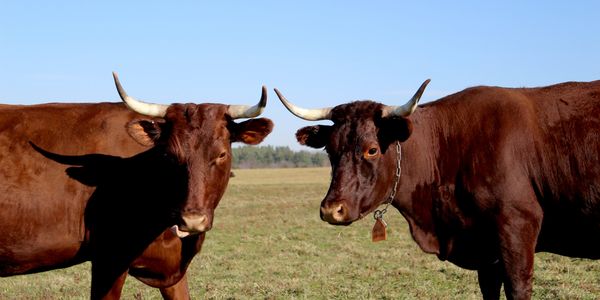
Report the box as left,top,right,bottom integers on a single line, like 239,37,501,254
381,79,431,118
227,85,268,119
273,88,333,121
112,72,169,117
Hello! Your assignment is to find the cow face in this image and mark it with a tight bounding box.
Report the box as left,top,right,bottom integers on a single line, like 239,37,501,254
115,73,273,237
275,80,429,225
296,103,412,224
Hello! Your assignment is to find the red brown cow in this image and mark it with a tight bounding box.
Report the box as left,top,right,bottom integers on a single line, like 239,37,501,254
275,80,600,299
0,73,273,299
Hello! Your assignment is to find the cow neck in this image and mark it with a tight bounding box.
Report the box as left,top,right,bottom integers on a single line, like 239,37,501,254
373,141,402,221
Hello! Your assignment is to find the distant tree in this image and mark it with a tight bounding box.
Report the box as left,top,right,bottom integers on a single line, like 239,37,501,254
232,146,329,169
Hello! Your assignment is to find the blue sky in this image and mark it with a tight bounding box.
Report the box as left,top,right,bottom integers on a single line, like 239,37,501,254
1,1,599,148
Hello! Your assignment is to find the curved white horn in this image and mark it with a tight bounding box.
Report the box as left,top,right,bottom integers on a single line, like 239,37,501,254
112,72,169,117
381,79,431,118
227,85,268,119
273,88,332,121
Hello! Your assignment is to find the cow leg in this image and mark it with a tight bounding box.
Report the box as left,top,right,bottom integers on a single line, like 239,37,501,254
497,237,536,300
159,273,190,300
495,191,543,300
90,261,129,300
477,260,503,300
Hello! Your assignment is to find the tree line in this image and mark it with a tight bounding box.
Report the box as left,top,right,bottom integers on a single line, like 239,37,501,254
232,145,329,168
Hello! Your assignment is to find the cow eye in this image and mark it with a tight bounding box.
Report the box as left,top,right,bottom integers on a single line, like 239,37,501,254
218,151,227,159
365,147,379,158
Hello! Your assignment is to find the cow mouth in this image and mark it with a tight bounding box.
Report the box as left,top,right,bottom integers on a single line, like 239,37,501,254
169,225,202,238
328,210,369,226
331,221,353,226
322,217,354,226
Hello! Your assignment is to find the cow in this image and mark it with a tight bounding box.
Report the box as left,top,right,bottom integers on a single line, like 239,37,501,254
274,79,600,300
0,73,273,299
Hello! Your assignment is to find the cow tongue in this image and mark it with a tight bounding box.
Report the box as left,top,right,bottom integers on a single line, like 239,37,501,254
170,225,191,238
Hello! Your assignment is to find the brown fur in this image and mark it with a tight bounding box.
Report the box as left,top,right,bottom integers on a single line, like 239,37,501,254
295,80,600,300
0,102,272,299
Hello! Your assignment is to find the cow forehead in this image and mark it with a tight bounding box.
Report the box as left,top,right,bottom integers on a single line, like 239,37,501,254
165,103,232,153
330,100,384,122
329,102,382,141
167,103,229,121
166,104,230,132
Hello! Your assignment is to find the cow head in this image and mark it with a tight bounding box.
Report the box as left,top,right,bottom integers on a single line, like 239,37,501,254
274,80,429,225
114,73,273,237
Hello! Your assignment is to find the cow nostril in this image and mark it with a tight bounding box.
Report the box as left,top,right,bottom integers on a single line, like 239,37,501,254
321,203,349,223
333,204,347,220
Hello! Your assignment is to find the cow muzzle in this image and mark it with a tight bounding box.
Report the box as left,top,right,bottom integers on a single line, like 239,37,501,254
320,202,353,225
170,214,212,238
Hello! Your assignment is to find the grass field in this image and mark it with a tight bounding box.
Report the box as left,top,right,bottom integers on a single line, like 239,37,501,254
1,168,598,299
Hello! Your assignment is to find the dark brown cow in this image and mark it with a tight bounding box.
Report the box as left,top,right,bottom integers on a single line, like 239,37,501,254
275,80,600,300
0,73,273,299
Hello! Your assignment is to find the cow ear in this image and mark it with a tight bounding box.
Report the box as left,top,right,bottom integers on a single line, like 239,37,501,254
377,117,413,150
126,119,164,147
231,118,274,145
296,125,332,148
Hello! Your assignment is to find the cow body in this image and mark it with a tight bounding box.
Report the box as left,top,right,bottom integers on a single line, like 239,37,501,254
0,103,201,296
0,103,139,273
0,74,273,299
278,80,600,299
398,81,600,265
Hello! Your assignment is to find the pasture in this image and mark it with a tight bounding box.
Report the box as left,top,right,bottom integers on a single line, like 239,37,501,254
1,168,598,299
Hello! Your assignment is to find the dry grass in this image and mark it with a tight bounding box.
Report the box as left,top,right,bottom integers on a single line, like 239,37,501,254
1,168,598,299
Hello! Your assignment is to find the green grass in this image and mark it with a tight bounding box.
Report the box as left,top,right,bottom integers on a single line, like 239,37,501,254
1,168,598,299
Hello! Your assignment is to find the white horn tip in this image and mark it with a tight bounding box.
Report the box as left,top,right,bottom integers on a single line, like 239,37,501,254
227,86,268,119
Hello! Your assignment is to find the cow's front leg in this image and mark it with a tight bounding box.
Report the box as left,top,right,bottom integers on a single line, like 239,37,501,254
477,259,503,300
90,260,129,300
495,193,542,300
159,273,190,300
